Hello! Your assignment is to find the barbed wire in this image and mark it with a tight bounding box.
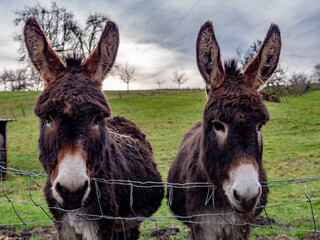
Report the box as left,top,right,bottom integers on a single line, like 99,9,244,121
0,166,319,239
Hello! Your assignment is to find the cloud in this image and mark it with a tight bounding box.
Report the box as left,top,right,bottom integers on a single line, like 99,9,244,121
113,38,204,89
0,0,319,90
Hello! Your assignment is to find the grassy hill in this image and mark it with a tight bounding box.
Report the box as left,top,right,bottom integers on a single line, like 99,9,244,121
0,89,319,239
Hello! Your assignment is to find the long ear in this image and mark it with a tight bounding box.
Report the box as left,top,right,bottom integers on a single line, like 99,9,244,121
244,24,281,89
82,21,119,87
196,21,224,95
24,17,65,87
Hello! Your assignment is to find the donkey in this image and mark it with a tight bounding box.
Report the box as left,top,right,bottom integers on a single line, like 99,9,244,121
167,21,281,239
24,17,164,240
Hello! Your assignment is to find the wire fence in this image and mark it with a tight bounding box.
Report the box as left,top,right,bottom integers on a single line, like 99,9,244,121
0,166,319,239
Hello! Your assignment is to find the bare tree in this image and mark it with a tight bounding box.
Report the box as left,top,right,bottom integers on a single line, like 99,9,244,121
84,13,109,55
0,68,28,91
237,39,288,102
310,64,320,83
237,39,262,70
14,2,79,62
14,2,109,60
0,72,8,91
171,70,188,90
237,39,288,85
4,2,109,91
27,67,43,91
154,79,166,89
113,62,136,93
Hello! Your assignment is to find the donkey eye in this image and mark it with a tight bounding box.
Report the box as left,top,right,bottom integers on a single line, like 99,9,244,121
45,116,53,127
212,120,225,132
92,117,101,127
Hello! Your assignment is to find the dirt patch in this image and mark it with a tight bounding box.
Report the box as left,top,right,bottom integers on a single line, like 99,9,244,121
1,225,317,240
1,226,182,240
146,227,180,240
256,234,319,240
256,236,293,240
301,232,319,240
23,187,38,191
0,226,57,240
254,215,276,226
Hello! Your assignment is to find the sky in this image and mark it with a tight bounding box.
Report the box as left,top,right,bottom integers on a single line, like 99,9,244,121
0,0,319,90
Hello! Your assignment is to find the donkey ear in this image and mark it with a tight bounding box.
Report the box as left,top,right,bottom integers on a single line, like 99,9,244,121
82,21,119,87
244,24,281,89
24,17,65,87
196,21,224,94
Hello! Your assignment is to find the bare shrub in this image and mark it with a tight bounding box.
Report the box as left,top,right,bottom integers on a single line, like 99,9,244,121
289,73,310,96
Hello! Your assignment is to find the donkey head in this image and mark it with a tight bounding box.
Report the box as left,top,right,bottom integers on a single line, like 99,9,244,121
197,22,281,213
24,17,119,209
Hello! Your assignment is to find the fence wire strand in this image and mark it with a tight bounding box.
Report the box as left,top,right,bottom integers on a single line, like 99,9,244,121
0,166,319,239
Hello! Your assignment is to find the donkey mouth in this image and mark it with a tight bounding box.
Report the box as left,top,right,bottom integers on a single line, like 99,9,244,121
52,180,90,210
59,201,83,210
232,204,256,214
230,192,260,213
57,191,89,210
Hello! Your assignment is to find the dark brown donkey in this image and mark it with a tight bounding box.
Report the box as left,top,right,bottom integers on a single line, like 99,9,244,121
24,17,164,240
167,21,281,239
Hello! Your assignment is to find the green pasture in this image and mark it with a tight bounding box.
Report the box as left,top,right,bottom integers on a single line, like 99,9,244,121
0,88,319,239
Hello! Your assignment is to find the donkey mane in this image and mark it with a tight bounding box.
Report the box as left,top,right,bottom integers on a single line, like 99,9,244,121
223,59,242,77
65,55,83,67
34,72,110,118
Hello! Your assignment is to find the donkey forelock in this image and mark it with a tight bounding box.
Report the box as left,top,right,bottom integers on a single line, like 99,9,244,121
34,56,111,119
204,60,269,125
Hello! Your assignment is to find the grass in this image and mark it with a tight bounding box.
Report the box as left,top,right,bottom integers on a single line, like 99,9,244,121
0,88,319,239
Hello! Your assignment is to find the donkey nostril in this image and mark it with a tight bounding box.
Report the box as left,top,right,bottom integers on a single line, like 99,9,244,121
233,190,241,202
54,180,89,210
76,180,89,196
56,182,63,195
55,181,89,198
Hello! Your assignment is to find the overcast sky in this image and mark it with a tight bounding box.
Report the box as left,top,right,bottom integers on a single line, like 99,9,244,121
0,0,319,90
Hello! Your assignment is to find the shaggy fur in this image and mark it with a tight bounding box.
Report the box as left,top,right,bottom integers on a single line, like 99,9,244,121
168,21,281,239
25,17,164,240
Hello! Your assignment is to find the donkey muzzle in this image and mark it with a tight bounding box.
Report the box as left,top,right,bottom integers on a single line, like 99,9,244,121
223,163,261,213
55,180,89,209
51,153,91,209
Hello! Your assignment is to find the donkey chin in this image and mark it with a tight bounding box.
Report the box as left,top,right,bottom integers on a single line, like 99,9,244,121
51,153,91,210
222,163,262,213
